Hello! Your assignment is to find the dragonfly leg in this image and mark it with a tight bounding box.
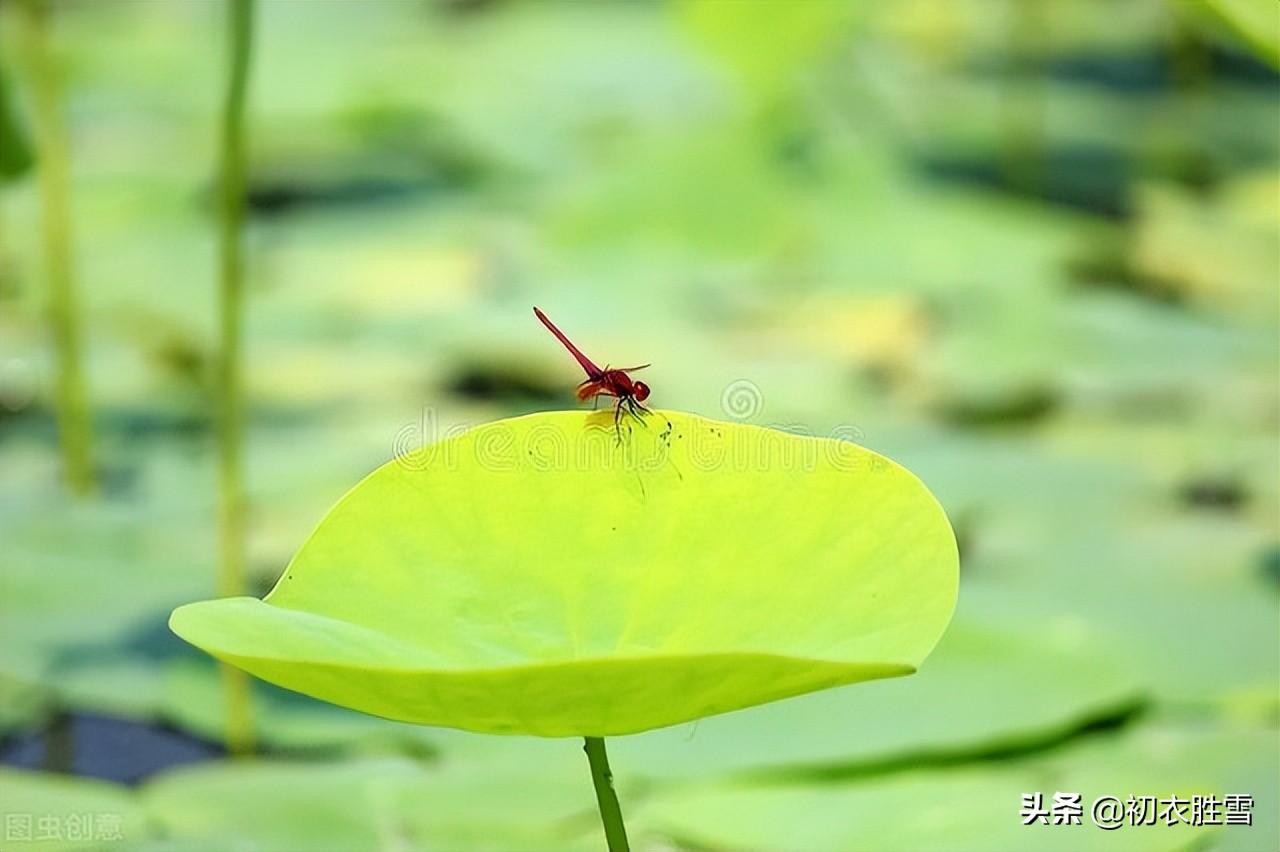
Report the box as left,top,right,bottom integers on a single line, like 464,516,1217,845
624,397,650,423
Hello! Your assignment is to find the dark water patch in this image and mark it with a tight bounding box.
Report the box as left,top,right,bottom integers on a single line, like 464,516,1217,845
747,697,1148,785
1198,42,1280,87
97,400,324,443
917,144,1133,218
246,176,426,217
51,612,197,671
144,335,210,388
1178,475,1248,512
973,40,1280,93
95,462,143,499
1042,50,1179,93
1042,43,1280,92
932,385,1059,431
917,130,1271,217
239,112,493,218
0,400,53,438
101,407,213,441
1259,545,1280,589
0,405,141,495
1066,243,1189,307
433,0,506,16
34,627,439,777
0,712,224,785
447,364,563,404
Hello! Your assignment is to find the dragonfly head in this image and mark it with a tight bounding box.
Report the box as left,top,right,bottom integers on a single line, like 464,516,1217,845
632,381,650,402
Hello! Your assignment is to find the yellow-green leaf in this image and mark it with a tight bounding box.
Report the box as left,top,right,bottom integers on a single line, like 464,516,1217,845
675,0,853,103
170,410,957,736
1195,0,1280,69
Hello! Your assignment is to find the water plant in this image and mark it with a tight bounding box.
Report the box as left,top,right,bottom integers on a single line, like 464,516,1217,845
15,0,94,495
172,410,958,848
213,0,256,756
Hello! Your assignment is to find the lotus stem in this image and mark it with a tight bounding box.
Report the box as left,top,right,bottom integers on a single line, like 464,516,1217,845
215,0,255,756
583,736,630,852
19,0,95,495
42,709,73,774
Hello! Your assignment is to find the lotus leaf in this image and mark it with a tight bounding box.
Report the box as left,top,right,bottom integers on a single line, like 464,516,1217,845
171,411,957,736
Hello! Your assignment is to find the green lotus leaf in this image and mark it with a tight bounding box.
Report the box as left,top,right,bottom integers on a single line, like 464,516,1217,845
142,754,599,851
636,725,1279,852
1194,0,1280,69
170,410,957,736
0,768,149,851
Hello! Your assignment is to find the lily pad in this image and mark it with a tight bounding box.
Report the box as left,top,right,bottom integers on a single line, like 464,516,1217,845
675,0,853,104
0,768,149,851
607,609,1141,781
141,754,598,852
171,410,957,736
1195,0,1280,69
636,724,1279,852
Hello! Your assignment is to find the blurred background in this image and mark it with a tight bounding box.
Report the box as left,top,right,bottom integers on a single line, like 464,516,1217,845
0,1,1276,850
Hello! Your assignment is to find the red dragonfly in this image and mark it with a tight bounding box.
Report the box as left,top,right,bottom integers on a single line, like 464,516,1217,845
534,306,651,435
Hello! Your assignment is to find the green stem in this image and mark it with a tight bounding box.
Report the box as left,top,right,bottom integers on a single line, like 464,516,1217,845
42,709,73,774
583,737,630,852
20,0,94,495
215,0,255,756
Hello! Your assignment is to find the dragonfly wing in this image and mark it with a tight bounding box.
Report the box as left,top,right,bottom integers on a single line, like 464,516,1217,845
576,379,611,401
618,364,650,372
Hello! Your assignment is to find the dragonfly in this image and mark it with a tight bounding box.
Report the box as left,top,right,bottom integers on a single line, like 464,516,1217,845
533,306,651,437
